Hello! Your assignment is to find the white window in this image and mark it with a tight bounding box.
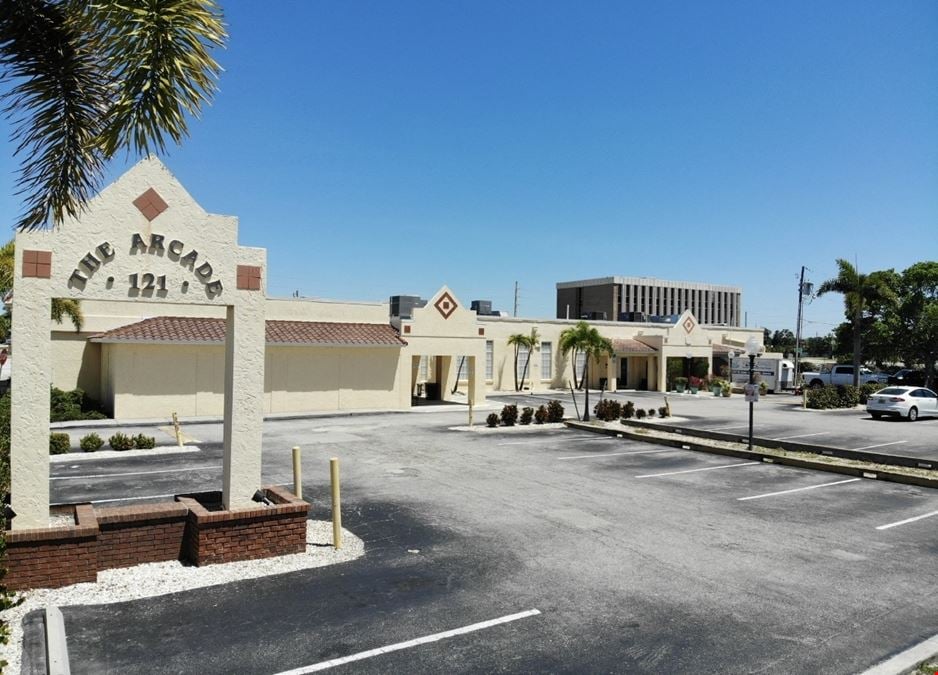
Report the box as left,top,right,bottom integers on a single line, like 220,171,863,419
541,342,552,380
419,355,428,381
516,344,530,382
486,341,493,380
575,351,586,381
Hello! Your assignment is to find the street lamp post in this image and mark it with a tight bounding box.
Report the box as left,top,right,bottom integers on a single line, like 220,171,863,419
745,336,764,451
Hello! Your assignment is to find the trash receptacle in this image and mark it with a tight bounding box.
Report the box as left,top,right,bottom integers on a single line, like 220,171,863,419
424,382,440,400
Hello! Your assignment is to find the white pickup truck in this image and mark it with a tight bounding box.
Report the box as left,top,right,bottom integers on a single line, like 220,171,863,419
802,364,888,388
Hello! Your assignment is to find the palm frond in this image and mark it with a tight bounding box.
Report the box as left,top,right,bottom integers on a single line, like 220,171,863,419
87,0,227,157
0,0,108,230
51,297,83,331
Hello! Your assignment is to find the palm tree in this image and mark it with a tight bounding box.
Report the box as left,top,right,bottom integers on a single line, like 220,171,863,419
507,333,527,392
579,327,614,422
515,328,540,392
817,259,896,386
0,0,227,231
559,321,592,389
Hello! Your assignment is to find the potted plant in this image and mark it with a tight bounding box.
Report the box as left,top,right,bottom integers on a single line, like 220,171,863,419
710,378,723,396
688,376,702,394
674,376,688,393
721,381,732,397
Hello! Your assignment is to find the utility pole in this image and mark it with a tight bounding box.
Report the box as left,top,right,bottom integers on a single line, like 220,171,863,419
794,266,812,389
513,281,519,317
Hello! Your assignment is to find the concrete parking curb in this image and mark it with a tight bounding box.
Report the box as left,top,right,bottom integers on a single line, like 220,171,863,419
50,402,499,430
624,420,937,470
566,421,938,490
45,605,70,675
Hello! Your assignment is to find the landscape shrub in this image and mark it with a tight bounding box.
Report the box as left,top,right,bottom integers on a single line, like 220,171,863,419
758,381,768,396
534,405,548,424
133,434,156,449
49,432,70,455
647,408,656,418
621,401,635,420
658,406,670,418
50,387,107,422
806,384,861,410
520,407,534,425
500,404,518,427
546,399,564,423
858,383,880,404
635,408,647,419
108,432,135,451
592,399,621,421
80,433,104,452
486,413,499,428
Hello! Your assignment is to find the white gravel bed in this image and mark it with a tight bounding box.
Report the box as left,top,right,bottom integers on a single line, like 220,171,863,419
451,422,568,432
48,514,74,527
0,520,364,675
50,445,201,463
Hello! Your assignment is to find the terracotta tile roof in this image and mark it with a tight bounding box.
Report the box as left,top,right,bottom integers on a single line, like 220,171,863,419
91,316,407,347
611,338,657,353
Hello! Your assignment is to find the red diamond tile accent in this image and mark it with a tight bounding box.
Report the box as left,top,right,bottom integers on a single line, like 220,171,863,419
682,316,696,333
434,292,458,319
133,188,169,222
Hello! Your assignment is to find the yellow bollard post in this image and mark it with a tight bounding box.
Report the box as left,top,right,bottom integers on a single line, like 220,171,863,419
172,412,182,447
468,400,474,427
330,457,342,549
664,395,671,418
292,446,302,499
803,385,807,409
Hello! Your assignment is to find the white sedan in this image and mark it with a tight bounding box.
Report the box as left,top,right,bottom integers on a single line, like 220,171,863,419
867,386,938,421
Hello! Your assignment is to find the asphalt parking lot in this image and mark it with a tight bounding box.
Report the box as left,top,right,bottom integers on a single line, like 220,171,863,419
36,402,938,674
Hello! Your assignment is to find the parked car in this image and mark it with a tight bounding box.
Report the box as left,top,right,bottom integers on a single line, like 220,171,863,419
887,369,926,387
866,386,938,421
802,364,889,389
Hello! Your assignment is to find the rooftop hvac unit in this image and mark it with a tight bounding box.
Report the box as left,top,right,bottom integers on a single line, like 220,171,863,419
389,295,426,319
470,300,493,315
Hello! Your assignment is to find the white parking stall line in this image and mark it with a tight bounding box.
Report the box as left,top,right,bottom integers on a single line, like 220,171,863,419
737,478,860,501
850,440,907,452
274,609,542,674
51,467,200,480
770,432,829,441
636,462,760,479
558,449,675,461
702,425,750,431
875,510,938,531
52,493,179,506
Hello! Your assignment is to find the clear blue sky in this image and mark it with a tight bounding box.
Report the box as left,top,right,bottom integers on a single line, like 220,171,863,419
2,0,936,336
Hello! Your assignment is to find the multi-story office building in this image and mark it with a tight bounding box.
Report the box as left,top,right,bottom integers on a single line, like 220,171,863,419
557,276,742,326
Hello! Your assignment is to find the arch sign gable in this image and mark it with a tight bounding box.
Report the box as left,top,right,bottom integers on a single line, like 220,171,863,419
10,157,267,528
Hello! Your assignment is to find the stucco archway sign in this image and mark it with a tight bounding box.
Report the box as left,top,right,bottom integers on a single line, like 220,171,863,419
10,158,266,529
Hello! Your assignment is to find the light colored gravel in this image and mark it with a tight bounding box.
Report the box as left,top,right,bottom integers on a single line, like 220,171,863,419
452,422,568,432
0,520,364,675
50,445,201,463
48,514,74,527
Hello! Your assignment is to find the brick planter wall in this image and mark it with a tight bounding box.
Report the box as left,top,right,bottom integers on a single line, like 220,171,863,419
95,502,189,570
5,505,98,590
3,486,309,590
178,486,309,566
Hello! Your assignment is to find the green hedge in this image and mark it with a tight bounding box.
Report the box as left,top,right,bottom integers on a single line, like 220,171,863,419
806,384,863,409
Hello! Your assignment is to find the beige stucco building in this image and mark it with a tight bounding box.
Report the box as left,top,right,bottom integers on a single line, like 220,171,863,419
21,159,764,423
